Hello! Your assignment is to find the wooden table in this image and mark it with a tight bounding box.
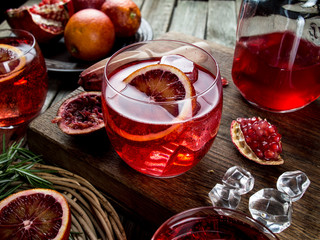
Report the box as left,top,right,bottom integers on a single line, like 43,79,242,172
2,1,320,240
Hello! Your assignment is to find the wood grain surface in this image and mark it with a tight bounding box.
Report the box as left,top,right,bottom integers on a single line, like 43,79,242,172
27,32,320,240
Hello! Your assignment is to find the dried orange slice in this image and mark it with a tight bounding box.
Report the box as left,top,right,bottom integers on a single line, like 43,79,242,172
0,188,71,240
107,64,196,142
0,44,26,83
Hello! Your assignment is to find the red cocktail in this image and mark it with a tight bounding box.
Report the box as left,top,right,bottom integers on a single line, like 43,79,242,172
0,29,48,128
102,40,222,177
152,207,279,240
232,31,320,112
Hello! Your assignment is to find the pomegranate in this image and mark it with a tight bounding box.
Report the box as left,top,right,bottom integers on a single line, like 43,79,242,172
52,91,105,135
72,0,106,12
6,0,73,44
230,117,284,165
78,57,107,91
222,77,229,87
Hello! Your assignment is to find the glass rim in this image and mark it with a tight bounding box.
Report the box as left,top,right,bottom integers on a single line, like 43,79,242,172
0,28,36,63
103,39,221,105
152,206,279,240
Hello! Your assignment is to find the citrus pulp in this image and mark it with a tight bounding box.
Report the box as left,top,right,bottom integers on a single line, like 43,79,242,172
0,188,71,240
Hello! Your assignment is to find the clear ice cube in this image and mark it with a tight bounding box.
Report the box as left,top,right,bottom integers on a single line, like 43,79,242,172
179,114,220,152
249,188,292,233
143,142,180,176
222,166,254,195
208,183,241,210
160,55,198,82
276,170,310,202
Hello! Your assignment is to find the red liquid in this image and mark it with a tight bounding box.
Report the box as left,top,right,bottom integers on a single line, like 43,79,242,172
154,215,272,240
102,58,222,177
232,31,320,112
0,38,48,127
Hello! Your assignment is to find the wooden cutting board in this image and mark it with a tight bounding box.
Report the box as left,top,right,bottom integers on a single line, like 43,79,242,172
27,32,320,240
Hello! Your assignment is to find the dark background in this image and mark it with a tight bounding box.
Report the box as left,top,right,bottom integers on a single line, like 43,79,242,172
1,0,27,23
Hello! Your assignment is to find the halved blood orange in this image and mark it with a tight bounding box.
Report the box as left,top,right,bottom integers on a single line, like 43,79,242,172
107,64,196,142
0,44,26,82
0,188,71,240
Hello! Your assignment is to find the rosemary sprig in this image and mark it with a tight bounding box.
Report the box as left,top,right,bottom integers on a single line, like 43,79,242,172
0,138,53,200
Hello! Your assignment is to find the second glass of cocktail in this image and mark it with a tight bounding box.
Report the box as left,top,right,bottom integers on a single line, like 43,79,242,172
102,40,222,178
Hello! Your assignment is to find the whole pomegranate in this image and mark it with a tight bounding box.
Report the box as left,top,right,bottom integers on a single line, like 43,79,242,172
6,0,73,44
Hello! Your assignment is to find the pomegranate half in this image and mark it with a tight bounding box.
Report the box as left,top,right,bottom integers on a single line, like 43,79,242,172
52,91,105,135
6,0,73,44
230,117,284,165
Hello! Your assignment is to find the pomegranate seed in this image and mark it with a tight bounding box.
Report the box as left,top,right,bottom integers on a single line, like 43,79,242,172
268,125,276,134
222,77,229,87
270,142,280,152
272,133,281,142
255,149,264,159
245,136,252,144
264,149,278,160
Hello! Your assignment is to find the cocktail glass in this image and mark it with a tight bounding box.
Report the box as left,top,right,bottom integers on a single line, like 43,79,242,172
102,40,223,178
152,206,279,240
0,29,48,149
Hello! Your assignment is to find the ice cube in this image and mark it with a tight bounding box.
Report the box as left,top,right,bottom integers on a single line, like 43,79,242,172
160,55,198,82
276,170,310,202
222,166,254,195
179,114,219,152
249,188,292,233
145,142,180,176
208,183,241,210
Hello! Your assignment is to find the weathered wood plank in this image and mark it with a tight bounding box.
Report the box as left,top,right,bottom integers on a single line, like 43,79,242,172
235,0,242,18
140,0,176,39
168,0,208,39
207,0,237,48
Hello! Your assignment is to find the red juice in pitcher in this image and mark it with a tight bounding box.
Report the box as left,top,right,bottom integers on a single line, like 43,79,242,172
232,31,320,112
0,36,48,127
102,55,222,177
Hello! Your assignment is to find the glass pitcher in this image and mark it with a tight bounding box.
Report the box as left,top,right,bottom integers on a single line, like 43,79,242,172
232,0,320,112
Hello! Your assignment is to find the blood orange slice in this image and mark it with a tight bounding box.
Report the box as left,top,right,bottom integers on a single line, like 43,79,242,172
0,44,26,83
0,188,71,240
107,64,196,142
